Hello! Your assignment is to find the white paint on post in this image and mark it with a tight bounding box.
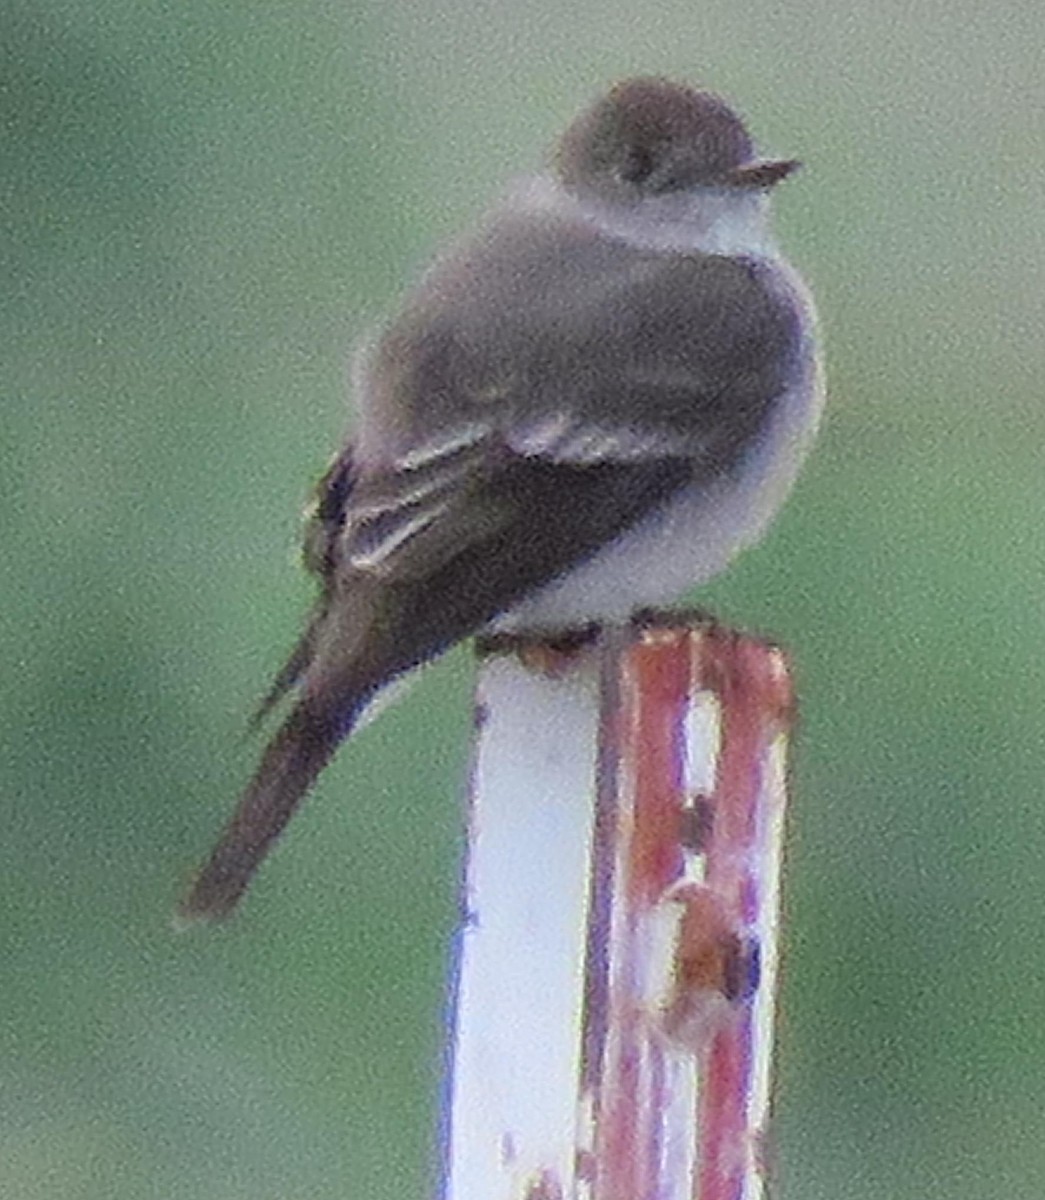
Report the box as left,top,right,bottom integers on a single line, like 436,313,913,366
683,689,720,798
446,656,600,1200
746,731,789,1182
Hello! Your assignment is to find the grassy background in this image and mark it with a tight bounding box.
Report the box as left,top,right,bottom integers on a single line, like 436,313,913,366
4,1,1045,1197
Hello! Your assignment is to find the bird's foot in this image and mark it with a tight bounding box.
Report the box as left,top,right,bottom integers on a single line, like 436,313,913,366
629,605,719,633
475,623,603,677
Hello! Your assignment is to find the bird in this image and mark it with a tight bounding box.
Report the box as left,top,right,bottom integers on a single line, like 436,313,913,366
180,76,823,922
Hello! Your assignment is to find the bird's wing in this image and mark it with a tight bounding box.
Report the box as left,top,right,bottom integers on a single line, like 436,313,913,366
182,238,806,921
185,437,695,922
313,240,806,687
320,429,697,688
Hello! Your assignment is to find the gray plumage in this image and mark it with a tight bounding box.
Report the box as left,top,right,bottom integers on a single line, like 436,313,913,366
181,78,821,921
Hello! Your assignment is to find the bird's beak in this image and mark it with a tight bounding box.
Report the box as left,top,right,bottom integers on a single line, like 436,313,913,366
722,158,802,189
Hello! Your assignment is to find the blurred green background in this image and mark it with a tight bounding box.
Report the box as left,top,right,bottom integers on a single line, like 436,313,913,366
4,1,1045,1197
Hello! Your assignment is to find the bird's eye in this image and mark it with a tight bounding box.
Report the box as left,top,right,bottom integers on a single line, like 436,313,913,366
621,144,655,185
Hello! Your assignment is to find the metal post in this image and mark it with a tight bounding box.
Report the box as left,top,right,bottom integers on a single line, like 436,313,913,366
441,618,794,1200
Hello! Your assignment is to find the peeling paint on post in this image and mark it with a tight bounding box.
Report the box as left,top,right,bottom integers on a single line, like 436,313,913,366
440,619,794,1200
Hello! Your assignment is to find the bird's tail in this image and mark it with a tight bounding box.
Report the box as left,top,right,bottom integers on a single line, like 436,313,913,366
177,688,367,924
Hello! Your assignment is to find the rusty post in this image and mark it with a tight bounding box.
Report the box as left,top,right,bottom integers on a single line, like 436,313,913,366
441,618,794,1200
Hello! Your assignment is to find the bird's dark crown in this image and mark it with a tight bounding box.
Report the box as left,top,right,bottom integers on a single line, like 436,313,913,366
556,77,757,202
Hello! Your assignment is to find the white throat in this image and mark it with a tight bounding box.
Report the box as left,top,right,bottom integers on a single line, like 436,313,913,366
516,174,775,258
